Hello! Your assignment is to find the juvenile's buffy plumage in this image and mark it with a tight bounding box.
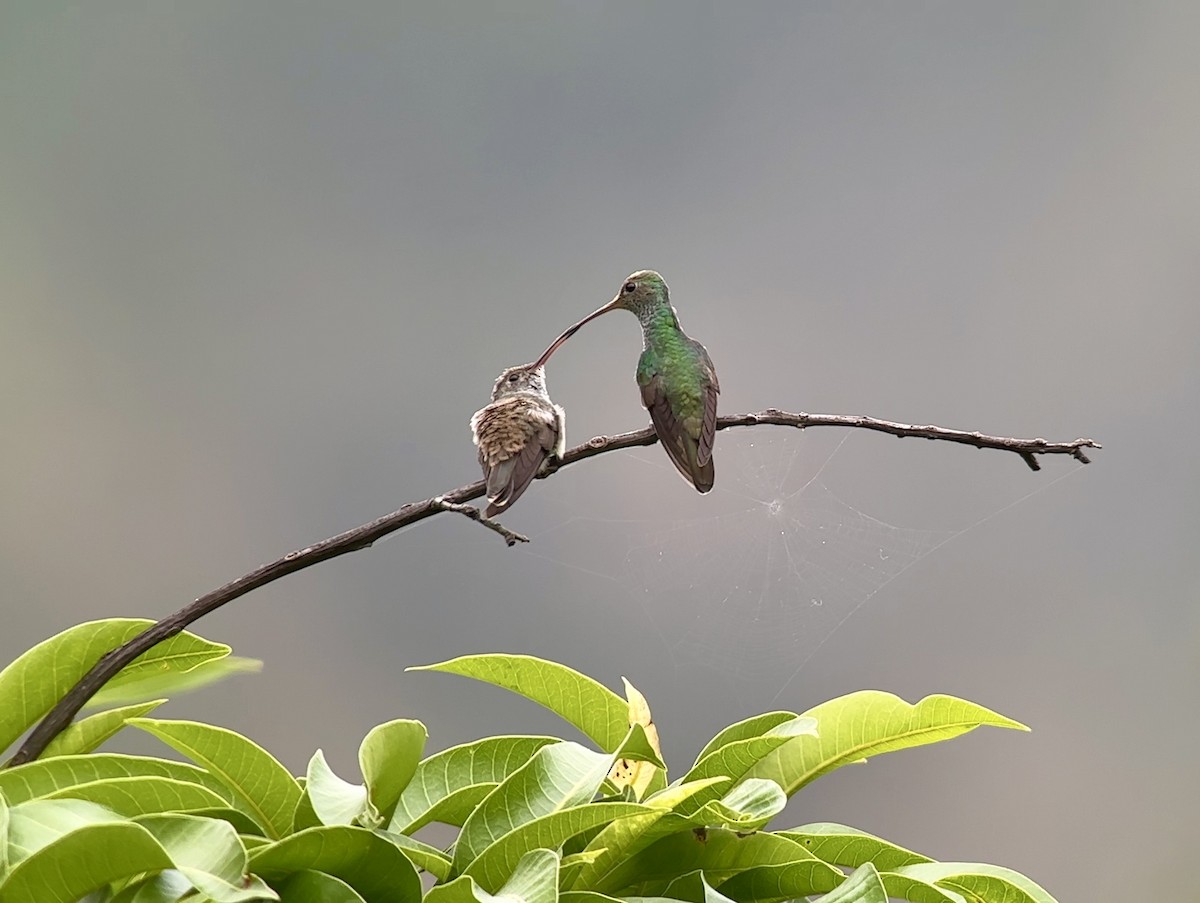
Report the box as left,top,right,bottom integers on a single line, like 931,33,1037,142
470,363,565,517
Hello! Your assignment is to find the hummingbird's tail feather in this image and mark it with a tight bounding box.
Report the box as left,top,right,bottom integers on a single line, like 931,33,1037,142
691,454,715,493
655,429,715,493
485,458,516,503
678,430,715,493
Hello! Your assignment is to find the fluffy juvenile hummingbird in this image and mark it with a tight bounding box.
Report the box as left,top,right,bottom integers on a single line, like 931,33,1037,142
535,270,719,492
470,363,566,518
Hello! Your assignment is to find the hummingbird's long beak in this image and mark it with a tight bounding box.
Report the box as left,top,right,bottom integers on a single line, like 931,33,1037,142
533,296,622,368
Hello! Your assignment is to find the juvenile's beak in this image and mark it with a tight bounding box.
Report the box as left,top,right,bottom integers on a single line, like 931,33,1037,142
533,296,622,368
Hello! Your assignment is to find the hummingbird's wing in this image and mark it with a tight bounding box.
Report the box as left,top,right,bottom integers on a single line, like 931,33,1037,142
693,340,720,468
640,373,715,493
485,426,554,517
476,397,561,518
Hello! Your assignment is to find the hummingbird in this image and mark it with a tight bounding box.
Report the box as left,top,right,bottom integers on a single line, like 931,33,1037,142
470,363,566,518
535,270,719,492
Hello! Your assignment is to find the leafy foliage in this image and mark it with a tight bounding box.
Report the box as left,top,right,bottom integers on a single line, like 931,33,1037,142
0,622,1058,902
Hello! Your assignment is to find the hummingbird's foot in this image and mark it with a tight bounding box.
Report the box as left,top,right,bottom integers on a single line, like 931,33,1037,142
538,454,562,478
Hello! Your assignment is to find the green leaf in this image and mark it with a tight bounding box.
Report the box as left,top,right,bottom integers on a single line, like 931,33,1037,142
746,692,1027,795
250,825,421,903
574,811,696,892
42,775,228,817
279,869,368,902
641,778,732,811
893,863,1058,903
5,798,274,903
186,806,269,837
692,712,805,767
660,868,737,903
0,793,8,877
397,783,495,833
695,778,786,832
780,823,932,870
568,780,728,891
610,723,666,772
135,813,277,902
390,736,557,834
107,870,196,903
598,828,835,896
89,656,262,708
812,863,889,903
411,655,628,752
560,894,623,903
377,831,452,881
0,619,231,756
3,802,172,903
559,850,605,888
676,717,817,817
291,787,323,833
464,803,648,891
5,798,127,864
715,858,849,903
306,750,368,827
40,700,167,759
422,874,482,903
427,849,559,903
0,753,233,806
130,718,301,840
493,848,559,903
358,720,426,827
453,742,614,873
597,723,670,802
877,872,963,903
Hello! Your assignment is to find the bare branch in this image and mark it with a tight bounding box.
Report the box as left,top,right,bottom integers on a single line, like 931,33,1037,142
5,408,1098,767
714,410,1100,470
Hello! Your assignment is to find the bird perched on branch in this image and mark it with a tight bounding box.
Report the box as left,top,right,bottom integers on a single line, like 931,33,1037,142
470,363,566,518
535,270,719,492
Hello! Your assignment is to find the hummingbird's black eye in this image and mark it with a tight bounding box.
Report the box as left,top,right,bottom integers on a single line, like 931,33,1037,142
508,374,519,383
623,281,636,294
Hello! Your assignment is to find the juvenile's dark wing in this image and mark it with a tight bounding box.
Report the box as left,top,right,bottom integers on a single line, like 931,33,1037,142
474,397,560,518
485,420,557,517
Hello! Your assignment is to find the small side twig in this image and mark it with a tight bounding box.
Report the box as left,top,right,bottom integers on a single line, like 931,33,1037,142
432,497,530,546
5,407,1098,768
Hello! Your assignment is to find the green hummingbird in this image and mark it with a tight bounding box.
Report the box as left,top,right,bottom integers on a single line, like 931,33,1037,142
535,270,719,492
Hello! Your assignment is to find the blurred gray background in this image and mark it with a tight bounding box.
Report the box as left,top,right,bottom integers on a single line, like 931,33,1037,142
2,2,1196,899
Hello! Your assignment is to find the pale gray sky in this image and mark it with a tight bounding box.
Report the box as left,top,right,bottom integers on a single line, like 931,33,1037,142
2,3,1197,898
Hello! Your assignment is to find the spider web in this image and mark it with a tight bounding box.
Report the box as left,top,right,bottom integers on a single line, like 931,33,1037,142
513,427,1081,703
621,443,955,694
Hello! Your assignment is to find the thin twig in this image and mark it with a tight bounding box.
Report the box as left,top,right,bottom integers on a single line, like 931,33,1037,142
5,409,1098,767
432,496,530,546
